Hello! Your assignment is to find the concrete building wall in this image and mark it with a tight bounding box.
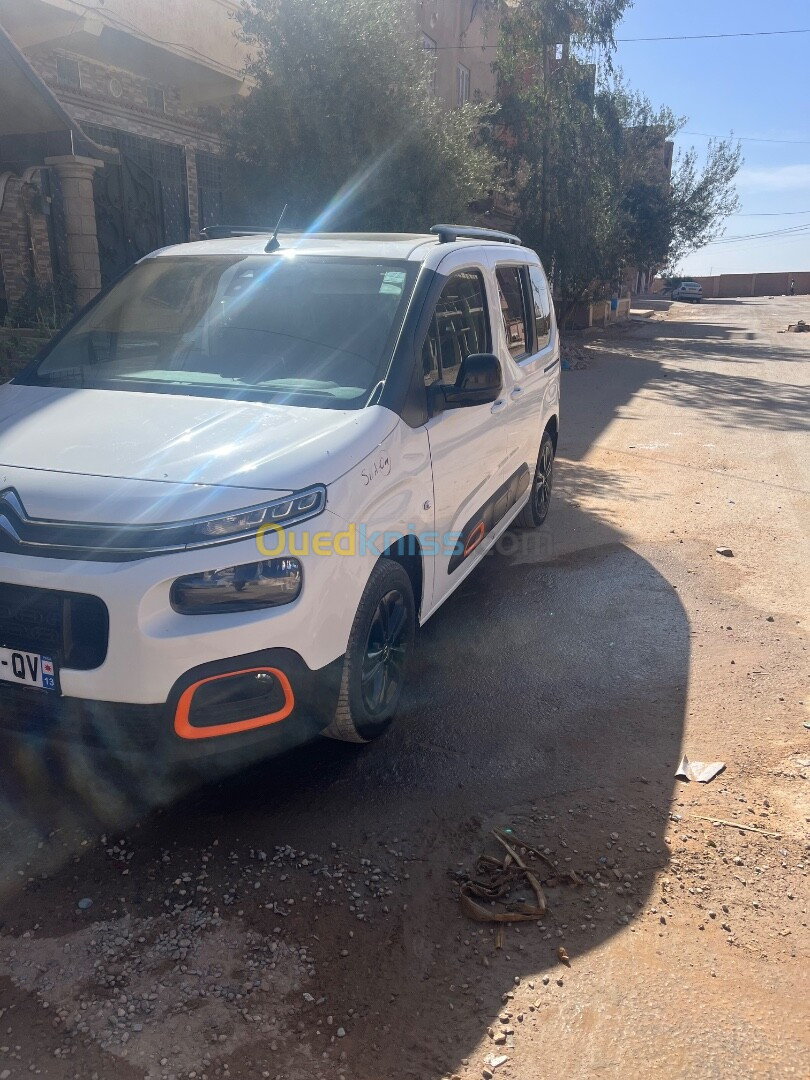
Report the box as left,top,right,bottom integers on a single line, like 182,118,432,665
0,0,247,95
689,272,810,298
416,0,497,108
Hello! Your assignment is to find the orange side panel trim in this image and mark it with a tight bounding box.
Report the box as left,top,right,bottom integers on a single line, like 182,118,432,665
464,521,486,557
174,666,294,741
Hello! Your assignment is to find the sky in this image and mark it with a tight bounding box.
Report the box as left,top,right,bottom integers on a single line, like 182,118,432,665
610,0,810,275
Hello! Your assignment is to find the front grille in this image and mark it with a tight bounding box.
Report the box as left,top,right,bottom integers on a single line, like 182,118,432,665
0,683,161,751
0,488,191,562
0,583,109,670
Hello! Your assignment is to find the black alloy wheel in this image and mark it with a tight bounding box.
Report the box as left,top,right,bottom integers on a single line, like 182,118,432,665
360,589,409,718
517,430,555,528
325,559,416,743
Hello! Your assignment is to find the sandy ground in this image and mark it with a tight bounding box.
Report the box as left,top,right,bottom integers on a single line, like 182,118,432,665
0,296,807,1079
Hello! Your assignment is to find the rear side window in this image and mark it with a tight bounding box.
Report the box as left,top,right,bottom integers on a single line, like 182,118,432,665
496,267,531,359
422,270,491,388
529,266,552,350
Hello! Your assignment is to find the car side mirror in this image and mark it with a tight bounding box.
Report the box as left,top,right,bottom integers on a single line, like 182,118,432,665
430,353,502,414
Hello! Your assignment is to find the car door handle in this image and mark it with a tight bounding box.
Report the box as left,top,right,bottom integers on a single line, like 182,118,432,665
511,386,525,398
491,399,507,414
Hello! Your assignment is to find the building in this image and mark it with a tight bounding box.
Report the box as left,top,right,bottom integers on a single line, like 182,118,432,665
0,0,248,316
416,0,498,109
0,1,501,320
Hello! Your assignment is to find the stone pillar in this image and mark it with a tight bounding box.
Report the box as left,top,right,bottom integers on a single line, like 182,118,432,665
44,155,103,308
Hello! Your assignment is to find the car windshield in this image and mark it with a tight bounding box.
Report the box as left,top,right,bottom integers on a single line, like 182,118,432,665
20,254,418,409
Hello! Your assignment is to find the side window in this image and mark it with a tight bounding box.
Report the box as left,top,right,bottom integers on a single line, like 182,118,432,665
529,266,552,350
496,266,531,359
422,270,491,388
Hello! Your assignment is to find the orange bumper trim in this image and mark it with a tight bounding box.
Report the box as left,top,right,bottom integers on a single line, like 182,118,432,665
464,520,486,557
174,666,294,741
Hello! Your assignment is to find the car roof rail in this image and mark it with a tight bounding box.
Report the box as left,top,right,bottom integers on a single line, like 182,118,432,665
430,224,522,246
199,225,276,240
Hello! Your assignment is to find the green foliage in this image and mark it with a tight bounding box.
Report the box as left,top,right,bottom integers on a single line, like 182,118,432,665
6,273,76,331
491,0,633,300
668,139,742,270
223,0,740,294
225,0,500,230
491,1,741,297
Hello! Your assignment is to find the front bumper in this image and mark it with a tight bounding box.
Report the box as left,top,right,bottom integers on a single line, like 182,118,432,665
0,647,343,768
0,509,367,705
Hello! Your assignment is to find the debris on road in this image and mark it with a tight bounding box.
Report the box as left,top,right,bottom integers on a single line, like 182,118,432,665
560,343,590,370
695,815,782,839
457,831,547,923
675,755,726,783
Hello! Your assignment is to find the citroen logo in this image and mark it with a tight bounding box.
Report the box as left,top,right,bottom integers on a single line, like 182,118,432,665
0,489,25,543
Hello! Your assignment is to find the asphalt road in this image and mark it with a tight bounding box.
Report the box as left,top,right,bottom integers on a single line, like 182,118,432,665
0,296,807,1080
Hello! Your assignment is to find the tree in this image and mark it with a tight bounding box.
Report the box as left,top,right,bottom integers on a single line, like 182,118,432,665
668,139,742,269
490,2,741,301
223,0,499,231
490,0,633,303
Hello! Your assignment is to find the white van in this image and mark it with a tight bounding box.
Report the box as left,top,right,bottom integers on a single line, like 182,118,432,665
0,225,560,757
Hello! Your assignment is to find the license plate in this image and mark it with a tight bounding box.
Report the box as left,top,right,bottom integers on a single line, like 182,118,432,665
0,647,57,691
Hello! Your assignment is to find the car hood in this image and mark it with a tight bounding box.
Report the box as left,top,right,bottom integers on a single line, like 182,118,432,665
0,384,397,495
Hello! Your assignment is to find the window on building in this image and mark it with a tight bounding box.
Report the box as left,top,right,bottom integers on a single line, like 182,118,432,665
496,266,531,359
456,63,471,106
56,55,81,91
422,270,491,388
422,34,438,96
146,85,166,113
528,266,552,350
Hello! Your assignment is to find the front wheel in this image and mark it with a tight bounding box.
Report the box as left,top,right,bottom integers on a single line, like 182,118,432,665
323,559,415,743
517,430,555,528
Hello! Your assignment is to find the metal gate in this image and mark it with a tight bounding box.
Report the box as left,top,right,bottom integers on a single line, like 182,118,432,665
82,126,189,284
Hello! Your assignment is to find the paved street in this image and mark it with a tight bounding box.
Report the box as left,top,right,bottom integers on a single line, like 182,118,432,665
0,297,807,1079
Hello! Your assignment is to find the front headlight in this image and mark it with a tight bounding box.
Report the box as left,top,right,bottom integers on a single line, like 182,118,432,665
171,558,302,614
190,486,326,545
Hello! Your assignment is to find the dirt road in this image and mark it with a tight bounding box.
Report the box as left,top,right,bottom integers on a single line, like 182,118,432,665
0,297,807,1079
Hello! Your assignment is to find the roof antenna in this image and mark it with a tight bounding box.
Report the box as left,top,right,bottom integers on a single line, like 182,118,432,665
265,204,288,252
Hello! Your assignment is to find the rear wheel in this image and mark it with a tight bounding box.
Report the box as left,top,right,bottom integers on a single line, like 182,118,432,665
324,559,415,743
517,430,555,528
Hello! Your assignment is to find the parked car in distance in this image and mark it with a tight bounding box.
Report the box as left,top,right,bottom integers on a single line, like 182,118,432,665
0,224,560,764
671,281,703,303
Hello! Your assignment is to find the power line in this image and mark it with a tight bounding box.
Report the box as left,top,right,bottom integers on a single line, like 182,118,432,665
682,131,810,145
705,223,810,246
434,27,810,48
732,209,810,217
616,28,810,43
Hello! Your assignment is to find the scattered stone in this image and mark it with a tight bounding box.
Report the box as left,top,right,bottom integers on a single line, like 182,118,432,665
77,898,93,910
715,547,734,557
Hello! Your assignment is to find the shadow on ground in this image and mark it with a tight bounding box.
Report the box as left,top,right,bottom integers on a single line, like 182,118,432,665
0,321,692,1079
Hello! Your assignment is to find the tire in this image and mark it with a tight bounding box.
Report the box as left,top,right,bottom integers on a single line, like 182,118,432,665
517,430,555,528
323,559,416,743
